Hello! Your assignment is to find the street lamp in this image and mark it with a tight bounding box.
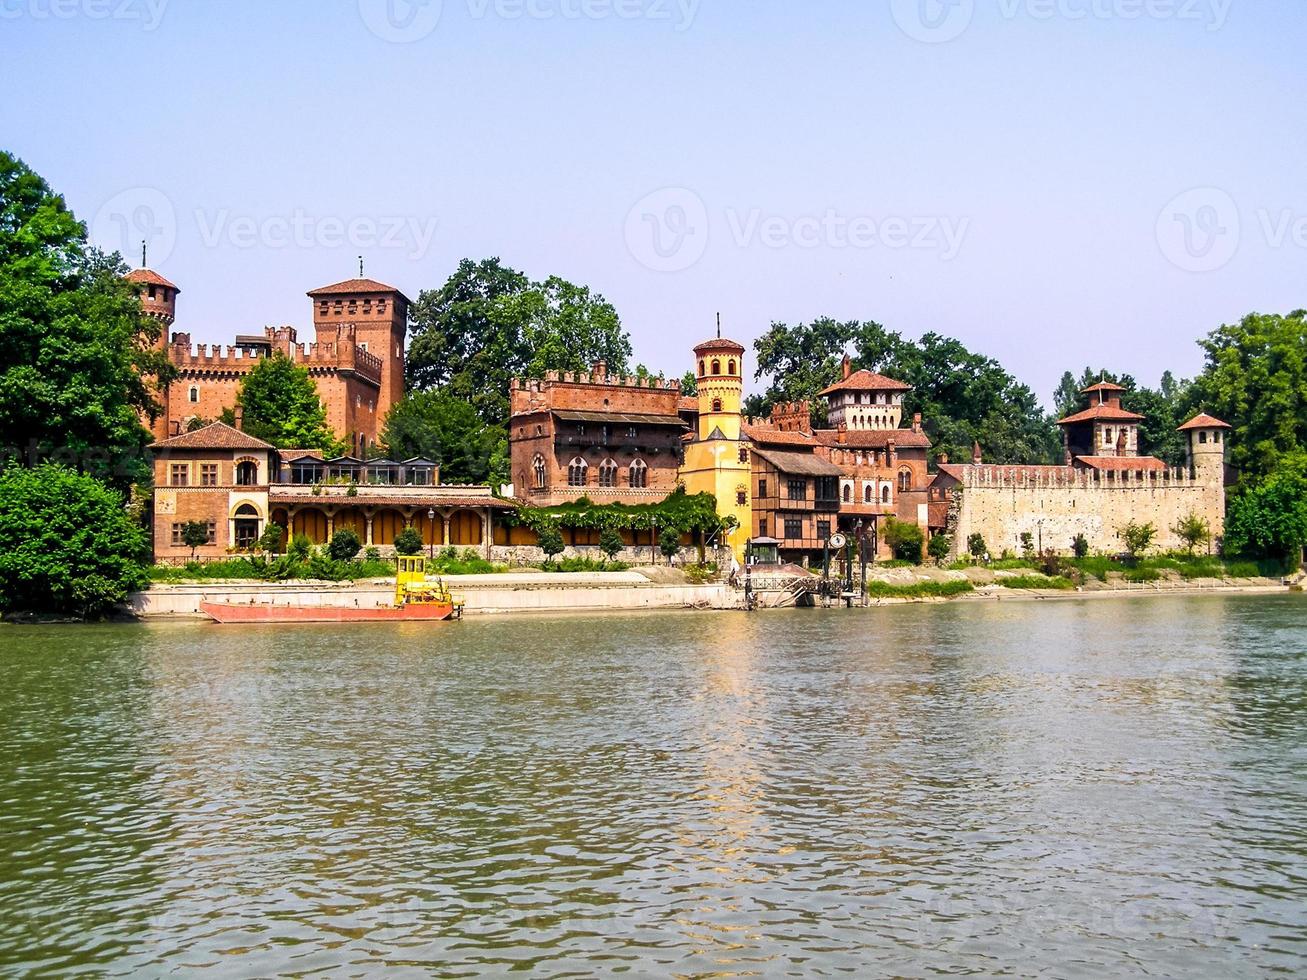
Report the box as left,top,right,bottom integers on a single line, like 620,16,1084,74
427,508,436,560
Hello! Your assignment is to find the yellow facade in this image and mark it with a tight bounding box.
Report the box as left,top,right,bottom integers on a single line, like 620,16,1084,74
681,338,752,563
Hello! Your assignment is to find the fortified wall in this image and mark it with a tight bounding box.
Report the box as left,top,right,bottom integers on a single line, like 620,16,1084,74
948,465,1226,557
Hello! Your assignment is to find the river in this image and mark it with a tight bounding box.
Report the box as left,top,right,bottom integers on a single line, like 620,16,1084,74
1,594,1305,977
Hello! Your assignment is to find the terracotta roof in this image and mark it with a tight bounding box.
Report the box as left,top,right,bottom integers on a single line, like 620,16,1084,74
151,422,274,451
678,397,699,413
307,278,410,301
1081,381,1127,394
813,428,932,449
693,337,747,354
280,449,325,460
126,268,178,290
818,369,912,397
1056,403,1145,425
742,423,817,447
751,447,844,477
1177,413,1232,431
1076,456,1168,472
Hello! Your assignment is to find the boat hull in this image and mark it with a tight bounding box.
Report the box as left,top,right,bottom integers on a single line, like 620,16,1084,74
200,601,456,624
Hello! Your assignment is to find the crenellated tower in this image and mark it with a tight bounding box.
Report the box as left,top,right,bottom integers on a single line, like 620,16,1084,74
307,277,410,427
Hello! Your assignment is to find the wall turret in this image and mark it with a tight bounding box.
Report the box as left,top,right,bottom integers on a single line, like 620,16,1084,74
1179,413,1232,485
693,336,746,441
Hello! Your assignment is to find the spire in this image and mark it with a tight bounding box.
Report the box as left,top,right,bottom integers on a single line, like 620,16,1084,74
141,240,147,269
359,255,364,277
716,312,721,339
972,440,983,465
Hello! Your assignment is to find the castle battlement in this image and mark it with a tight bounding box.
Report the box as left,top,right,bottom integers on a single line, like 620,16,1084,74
166,333,382,386
512,370,681,391
959,465,1203,491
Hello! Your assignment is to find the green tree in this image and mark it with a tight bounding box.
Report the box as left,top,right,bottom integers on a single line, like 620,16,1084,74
659,526,682,564
0,464,149,618
680,372,698,396
327,529,362,561
382,389,501,484
884,517,924,563
1172,513,1211,556
0,152,174,492
181,520,209,559
1224,453,1307,563
405,258,633,426
393,526,424,556
235,353,339,452
927,533,952,564
1120,521,1157,562
967,533,988,559
255,522,285,555
599,527,625,561
537,523,565,565
1190,310,1307,481
1072,533,1090,558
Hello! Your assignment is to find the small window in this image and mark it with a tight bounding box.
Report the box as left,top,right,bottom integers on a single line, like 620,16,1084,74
170,463,189,487
787,479,806,501
1199,431,1208,444
712,398,723,413
784,518,803,540
1214,431,1222,444
189,386,199,403
235,460,259,486
758,478,768,498
882,485,891,504
899,469,911,493
736,487,747,506
759,518,769,537
738,447,749,463
728,360,736,375
842,484,851,503
200,464,219,487
817,520,831,541
712,360,721,376
864,485,874,504
699,360,705,376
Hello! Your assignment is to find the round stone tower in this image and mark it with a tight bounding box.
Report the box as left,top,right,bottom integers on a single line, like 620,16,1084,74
1179,412,1232,484
125,267,180,345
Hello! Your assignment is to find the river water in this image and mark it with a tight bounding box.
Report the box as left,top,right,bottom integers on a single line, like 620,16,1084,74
1,594,1305,977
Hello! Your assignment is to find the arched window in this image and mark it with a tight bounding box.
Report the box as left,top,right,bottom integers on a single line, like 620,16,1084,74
728,360,736,375
864,484,874,504
235,459,259,486
629,459,648,488
599,458,618,488
882,485,891,504
188,386,199,403
842,483,851,503
232,503,261,550
568,457,588,487
533,454,546,490
699,360,705,376
899,469,911,493
712,359,721,375
712,398,723,412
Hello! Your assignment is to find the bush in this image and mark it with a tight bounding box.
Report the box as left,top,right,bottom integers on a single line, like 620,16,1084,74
0,465,150,618
288,532,314,562
1072,534,1090,559
1120,521,1157,563
393,526,424,556
1019,532,1035,558
1172,513,1211,555
659,527,681,563
327,529,362,561
884,518,924,564
927,534,952,563
537,524,565,565
865,579,973,599
967,533,988,559
599,527,625,561
998,574,1076,591
256,522,285,555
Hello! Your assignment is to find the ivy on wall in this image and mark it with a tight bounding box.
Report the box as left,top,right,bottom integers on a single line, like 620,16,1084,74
501,488,734,537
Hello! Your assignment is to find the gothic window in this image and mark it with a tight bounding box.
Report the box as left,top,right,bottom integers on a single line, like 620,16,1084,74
864,484,874,504
728,360,736,375
713,398,723,412
882,485,891,504
842,484,851,503
712,359,721,375
899,469,911,493
533,454,547,490
599,459,618,488
629,459,648,488
568,457,588,487
699,360,705,376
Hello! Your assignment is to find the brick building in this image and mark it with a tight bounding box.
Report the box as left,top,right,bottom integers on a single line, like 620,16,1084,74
129,267,409,455
508,362,688,506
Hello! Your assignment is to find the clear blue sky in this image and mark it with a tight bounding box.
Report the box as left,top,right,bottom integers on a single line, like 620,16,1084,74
4,0,1304,407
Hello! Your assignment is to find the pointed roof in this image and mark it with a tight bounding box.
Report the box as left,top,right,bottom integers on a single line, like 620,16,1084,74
818,369,912,397
1177,413,1233,431
151,422,272,451
693,337,746,355
1081,381,1126,395
1056,403,1145,425
307,278,410,302
126,268,178,290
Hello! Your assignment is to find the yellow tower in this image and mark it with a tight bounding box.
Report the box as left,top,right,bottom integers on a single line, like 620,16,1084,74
681,335,752,563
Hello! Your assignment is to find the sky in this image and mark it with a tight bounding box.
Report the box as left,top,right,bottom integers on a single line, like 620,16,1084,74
3,0,1305,409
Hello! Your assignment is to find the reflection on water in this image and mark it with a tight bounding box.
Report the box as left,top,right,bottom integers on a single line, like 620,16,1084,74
1,595,1305,976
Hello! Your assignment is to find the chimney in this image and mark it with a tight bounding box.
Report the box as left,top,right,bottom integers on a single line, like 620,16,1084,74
972,440,983,465
234,406,244,431
593,359,608,382
838,421,848,445
841,354,852,380
938,452,949,465
912,412,922,433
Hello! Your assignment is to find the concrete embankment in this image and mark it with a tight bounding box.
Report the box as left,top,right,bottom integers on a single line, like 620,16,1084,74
131,571,734,619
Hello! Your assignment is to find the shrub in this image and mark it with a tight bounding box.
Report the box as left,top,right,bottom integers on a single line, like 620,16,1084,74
659,527,681,563
364,546,381,563
181,521,210,559
967,533,988,559
1120,521,1157,563
256,522,285,555
884,518,924,564
0,465,150,618
927,534,952,564
998,574,1076,591
599,527,625,561
537,524,565,565
393,526,424,556
288,533,314,562
327,529,362,562
865,579,973,599
1019,532,1035,558
1172,513,1211,555
1072,534,1090,558
1038,548,1064,577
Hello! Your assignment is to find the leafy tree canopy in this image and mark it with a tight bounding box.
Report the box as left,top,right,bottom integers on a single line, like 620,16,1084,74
0,464,149,618
1053,367,1193,466
382,388,501,485
234,352,340,453
1189,310,1307,481
1224,452,1307,562
750,318,1061,464
0,151,173,491
405,258,633,427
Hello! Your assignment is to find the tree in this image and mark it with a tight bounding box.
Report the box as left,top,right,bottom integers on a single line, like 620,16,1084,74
0,152,174,492
327,529,362,561
181,520,210,560
927,533,952,564
255,522,284,555
967,533,988,559
680,372,698,396
1019,532,1035,558
1120,521,1157,562
1172,513,1211,556
1223,453,1307,563
537,523,565,566
884,517,924,563
405,258,633,427
659,527,681,564
394,526,424,556
1190,310,1307,481
1072,533,1090,558
599,527,625,561
0,464,149,618
382,389,500,484
235,353,339,452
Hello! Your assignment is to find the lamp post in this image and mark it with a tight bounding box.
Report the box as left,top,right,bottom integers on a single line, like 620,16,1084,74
427,508,436,560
